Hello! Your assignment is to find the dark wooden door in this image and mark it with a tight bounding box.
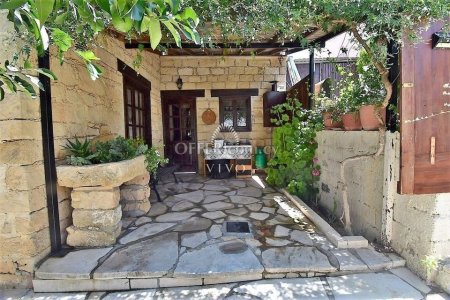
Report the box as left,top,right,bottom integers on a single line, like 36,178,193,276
400,20,450,194
161,90,204,172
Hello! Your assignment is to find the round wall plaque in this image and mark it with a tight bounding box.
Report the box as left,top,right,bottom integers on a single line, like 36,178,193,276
202,108,217,125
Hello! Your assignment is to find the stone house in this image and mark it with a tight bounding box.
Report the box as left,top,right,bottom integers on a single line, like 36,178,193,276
0,8,449,294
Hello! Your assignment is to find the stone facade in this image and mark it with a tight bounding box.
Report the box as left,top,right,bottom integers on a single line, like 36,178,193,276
160,56,286,174
0,11,51,288
316,130,450,291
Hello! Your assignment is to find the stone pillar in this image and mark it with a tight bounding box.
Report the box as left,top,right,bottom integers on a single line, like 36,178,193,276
120,172,151,217
66,187,122,247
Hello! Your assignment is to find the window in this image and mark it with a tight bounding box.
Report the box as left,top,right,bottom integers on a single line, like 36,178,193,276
212,89,258,132
118,60,152,146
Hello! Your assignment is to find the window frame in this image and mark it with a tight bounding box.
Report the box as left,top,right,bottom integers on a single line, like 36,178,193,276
212,89,258,133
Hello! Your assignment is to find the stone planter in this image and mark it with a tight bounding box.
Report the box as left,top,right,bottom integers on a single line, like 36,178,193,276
57,155,151,247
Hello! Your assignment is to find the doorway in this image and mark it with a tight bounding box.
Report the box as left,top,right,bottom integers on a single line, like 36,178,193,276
161,90,204,172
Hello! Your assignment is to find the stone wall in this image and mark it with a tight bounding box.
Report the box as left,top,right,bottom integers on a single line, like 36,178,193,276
316,130,450,291
160,56,286,173
0,11,50,288
50,33,163,159
384,132,450,284
316,131,384,242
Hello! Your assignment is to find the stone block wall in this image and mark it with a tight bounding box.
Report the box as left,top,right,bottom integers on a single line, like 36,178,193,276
160,56,286,173
50,33,163,160
316,131,384,242
384,132,450,283
0,11,50,288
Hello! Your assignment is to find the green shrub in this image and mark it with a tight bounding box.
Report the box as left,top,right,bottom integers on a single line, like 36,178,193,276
63,136,167,177
266,97,323,201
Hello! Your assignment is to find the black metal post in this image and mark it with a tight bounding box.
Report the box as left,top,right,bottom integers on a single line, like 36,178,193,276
309,48,315,108
387,41,399,132
38,51,61,253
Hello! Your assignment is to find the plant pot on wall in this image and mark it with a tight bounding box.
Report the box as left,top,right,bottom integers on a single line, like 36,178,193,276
342,113,362,131
359,105,386,130
322,112,343,129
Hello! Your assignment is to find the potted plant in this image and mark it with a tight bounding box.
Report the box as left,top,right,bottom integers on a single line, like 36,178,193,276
336,67,363,131
58,136,168,247
316,93,343,130
356,50,387,130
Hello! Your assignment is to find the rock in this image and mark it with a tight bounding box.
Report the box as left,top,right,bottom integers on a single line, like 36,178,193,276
134,216,152,226
119,223,177,244
174,217,212,232
181,232,208,248
247,204,263,211
155,212,195,222
175,190,205,203
245,239,262,248
224,191,237,196
171,201,195,212
71,187,120,210
274,225,291,237
261,207,276,214
209,225,223,238
174,240,264,277
237,187,263,198
35,248,112,279
354,248,393,270
266,238,291,247
202,185,231,192
202,211,227,219
120,185,151,201
330,249,368,272
230,196,259,205
234,278,329,300
225,208,248,216
94,232,179,278
121,199,151,217
203,195,227,204
124,172,150,185
147,202,168,217
204,202,235,211
67,225,121,247
262,247,336,273
249,212,269,221
72,206,122,229
229,180,247,188
327,273,423,300
290,230,314,246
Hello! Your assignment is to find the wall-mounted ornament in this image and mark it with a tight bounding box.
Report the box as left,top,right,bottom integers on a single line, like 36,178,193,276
202,108,216,125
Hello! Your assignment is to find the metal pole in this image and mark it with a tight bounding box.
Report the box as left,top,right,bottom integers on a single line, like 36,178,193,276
38,51,61,253
309,48,315,108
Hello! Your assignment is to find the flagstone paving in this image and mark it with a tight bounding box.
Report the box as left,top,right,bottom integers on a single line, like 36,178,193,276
34,174,410,293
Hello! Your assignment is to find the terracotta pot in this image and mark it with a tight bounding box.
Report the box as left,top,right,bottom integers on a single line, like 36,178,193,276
359,105,386,130
342,113,362,131
322,112,342,129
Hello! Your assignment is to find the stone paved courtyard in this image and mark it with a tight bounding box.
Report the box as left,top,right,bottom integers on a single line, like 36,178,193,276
34,174,407,292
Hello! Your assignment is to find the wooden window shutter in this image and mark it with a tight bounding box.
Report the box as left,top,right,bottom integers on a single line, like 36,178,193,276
400,21,450,194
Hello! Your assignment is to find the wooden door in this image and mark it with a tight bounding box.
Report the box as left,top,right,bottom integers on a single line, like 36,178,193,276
400,21,450,194
161,90,204,172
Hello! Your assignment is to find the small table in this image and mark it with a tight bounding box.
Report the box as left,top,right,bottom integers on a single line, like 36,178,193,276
203,145,253,178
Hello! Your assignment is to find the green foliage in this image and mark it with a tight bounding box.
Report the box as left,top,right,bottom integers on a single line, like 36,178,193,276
63,136,168,176
1,0,200,99
335,66,364,114
421,255,439,280
356,50,386,106
266,97,323,201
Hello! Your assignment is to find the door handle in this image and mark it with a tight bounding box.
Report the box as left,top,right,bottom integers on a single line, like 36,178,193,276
430,137,436,165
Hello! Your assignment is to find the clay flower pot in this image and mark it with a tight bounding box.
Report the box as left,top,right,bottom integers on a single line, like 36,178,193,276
322,112,342,129
342,112,362,131
359,105,386,130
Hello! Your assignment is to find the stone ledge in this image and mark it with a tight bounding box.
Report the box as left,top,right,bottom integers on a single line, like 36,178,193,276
57,155,147,188
280,189,368,249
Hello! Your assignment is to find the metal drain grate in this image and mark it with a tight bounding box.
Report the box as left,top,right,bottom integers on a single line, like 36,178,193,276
225,221,251,233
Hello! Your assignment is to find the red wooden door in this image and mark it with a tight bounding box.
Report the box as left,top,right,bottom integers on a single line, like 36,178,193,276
400,21,450,194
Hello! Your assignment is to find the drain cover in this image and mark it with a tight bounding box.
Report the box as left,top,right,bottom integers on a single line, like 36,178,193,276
226,221,250,233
